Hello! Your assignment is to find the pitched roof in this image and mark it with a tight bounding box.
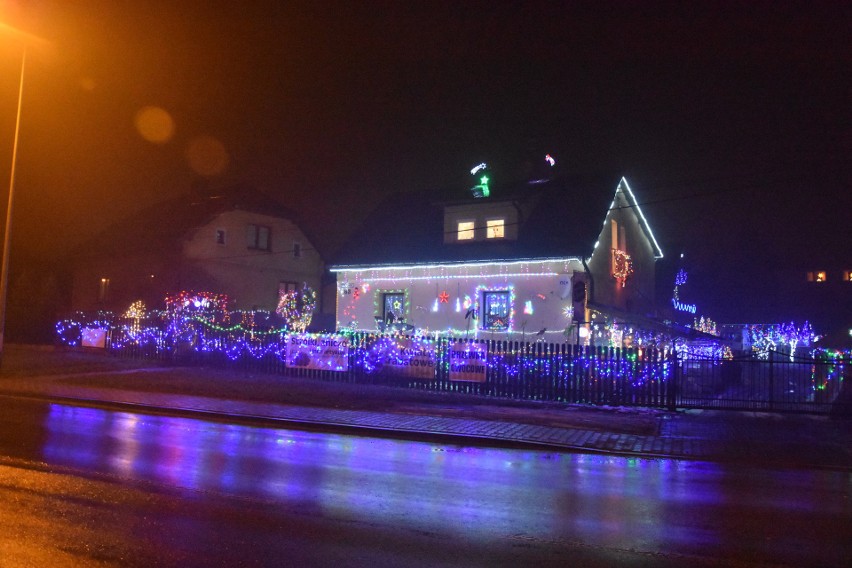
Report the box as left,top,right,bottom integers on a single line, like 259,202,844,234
332,174,653,268
69,186,305,260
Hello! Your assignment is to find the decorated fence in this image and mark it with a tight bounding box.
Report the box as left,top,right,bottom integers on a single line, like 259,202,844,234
55,311,847,414
56,311,675,407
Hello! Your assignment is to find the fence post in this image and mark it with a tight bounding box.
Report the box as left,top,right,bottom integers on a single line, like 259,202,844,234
768,352,775,411
667,350,678,411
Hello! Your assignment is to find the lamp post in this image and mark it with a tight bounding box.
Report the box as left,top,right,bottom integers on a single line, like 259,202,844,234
0,46,26,368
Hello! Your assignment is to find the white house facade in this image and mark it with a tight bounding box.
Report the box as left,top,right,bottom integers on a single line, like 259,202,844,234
331,175,664,345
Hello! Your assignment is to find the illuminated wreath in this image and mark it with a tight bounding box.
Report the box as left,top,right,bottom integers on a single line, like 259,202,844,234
611,249,633,287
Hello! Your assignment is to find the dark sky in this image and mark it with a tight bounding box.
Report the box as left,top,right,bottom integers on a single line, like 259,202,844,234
0,0,849,324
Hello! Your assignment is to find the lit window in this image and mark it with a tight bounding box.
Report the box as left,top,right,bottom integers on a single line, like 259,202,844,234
482,290,511,330
844,271,852,282
486,219,505,239
457,221,475,241
815,271,827,282
383,292,405,323
246,224,271,251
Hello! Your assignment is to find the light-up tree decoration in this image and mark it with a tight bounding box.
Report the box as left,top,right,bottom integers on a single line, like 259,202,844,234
124,300,146,335
277,285,317,333
693,316,718,336
749,321,818,359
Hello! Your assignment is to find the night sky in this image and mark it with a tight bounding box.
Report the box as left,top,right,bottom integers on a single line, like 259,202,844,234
0,1,848,326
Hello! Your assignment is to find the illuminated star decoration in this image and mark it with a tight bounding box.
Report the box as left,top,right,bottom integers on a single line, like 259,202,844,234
470,164,490,198
438,291,450,303
545,154,556,166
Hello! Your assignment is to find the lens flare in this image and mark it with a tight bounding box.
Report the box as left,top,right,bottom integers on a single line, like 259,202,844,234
134,106,175,143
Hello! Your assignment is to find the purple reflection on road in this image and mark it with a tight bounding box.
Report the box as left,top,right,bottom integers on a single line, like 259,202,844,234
41,404,850,565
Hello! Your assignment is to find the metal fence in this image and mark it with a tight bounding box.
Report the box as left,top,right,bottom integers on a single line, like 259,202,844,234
673,350,847,414
88,321,849,415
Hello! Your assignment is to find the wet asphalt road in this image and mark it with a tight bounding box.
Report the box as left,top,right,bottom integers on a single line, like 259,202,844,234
0,395,849,567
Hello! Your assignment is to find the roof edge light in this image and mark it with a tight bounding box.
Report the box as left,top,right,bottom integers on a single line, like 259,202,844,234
620,177,664,259
330,257,583,273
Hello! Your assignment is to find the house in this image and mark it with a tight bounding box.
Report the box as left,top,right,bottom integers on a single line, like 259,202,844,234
330,174,664,345
68,187,328,316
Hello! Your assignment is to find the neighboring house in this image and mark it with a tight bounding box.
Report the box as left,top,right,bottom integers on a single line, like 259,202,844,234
330,175,664,344
68,188,327,315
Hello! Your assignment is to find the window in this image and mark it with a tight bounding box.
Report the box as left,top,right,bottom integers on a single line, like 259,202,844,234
807,271,828,282
98,278,110,303
457,221,475,241
383,292,405,323
279,281,298,297
293,242,302,258
246,224,270,251
215,229,226,245
844,271,852,282
482,290,511,330
486,219,505,239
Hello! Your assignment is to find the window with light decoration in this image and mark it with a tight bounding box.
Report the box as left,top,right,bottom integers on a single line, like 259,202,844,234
382,292,405,322
486,219,505,239
457,221,475,241
246,224,271,251
807,271,827,282
482,290,510,330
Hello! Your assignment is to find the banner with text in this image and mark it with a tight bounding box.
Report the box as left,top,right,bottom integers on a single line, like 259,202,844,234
285,333,350,371
380,337,437,379
448,341,488,382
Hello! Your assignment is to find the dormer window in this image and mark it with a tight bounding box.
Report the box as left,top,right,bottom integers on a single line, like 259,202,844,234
457,221,475,241
486,219,505,239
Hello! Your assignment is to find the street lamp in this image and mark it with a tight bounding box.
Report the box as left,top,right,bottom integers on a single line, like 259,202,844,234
0,45,25,368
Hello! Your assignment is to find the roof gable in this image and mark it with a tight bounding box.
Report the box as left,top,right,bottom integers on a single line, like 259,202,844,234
602,177,664,259
332,174,656,268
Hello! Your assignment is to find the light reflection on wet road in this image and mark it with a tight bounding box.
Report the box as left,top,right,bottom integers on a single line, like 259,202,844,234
3,399,850,566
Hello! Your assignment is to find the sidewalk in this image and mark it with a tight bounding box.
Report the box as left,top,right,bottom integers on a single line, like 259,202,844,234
1,346,850,470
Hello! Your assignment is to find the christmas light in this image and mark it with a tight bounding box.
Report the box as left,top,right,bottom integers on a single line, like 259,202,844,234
276,285,317,333
617,178,663,259
672,269,697,314
611,249,633,287
330,257,580,273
